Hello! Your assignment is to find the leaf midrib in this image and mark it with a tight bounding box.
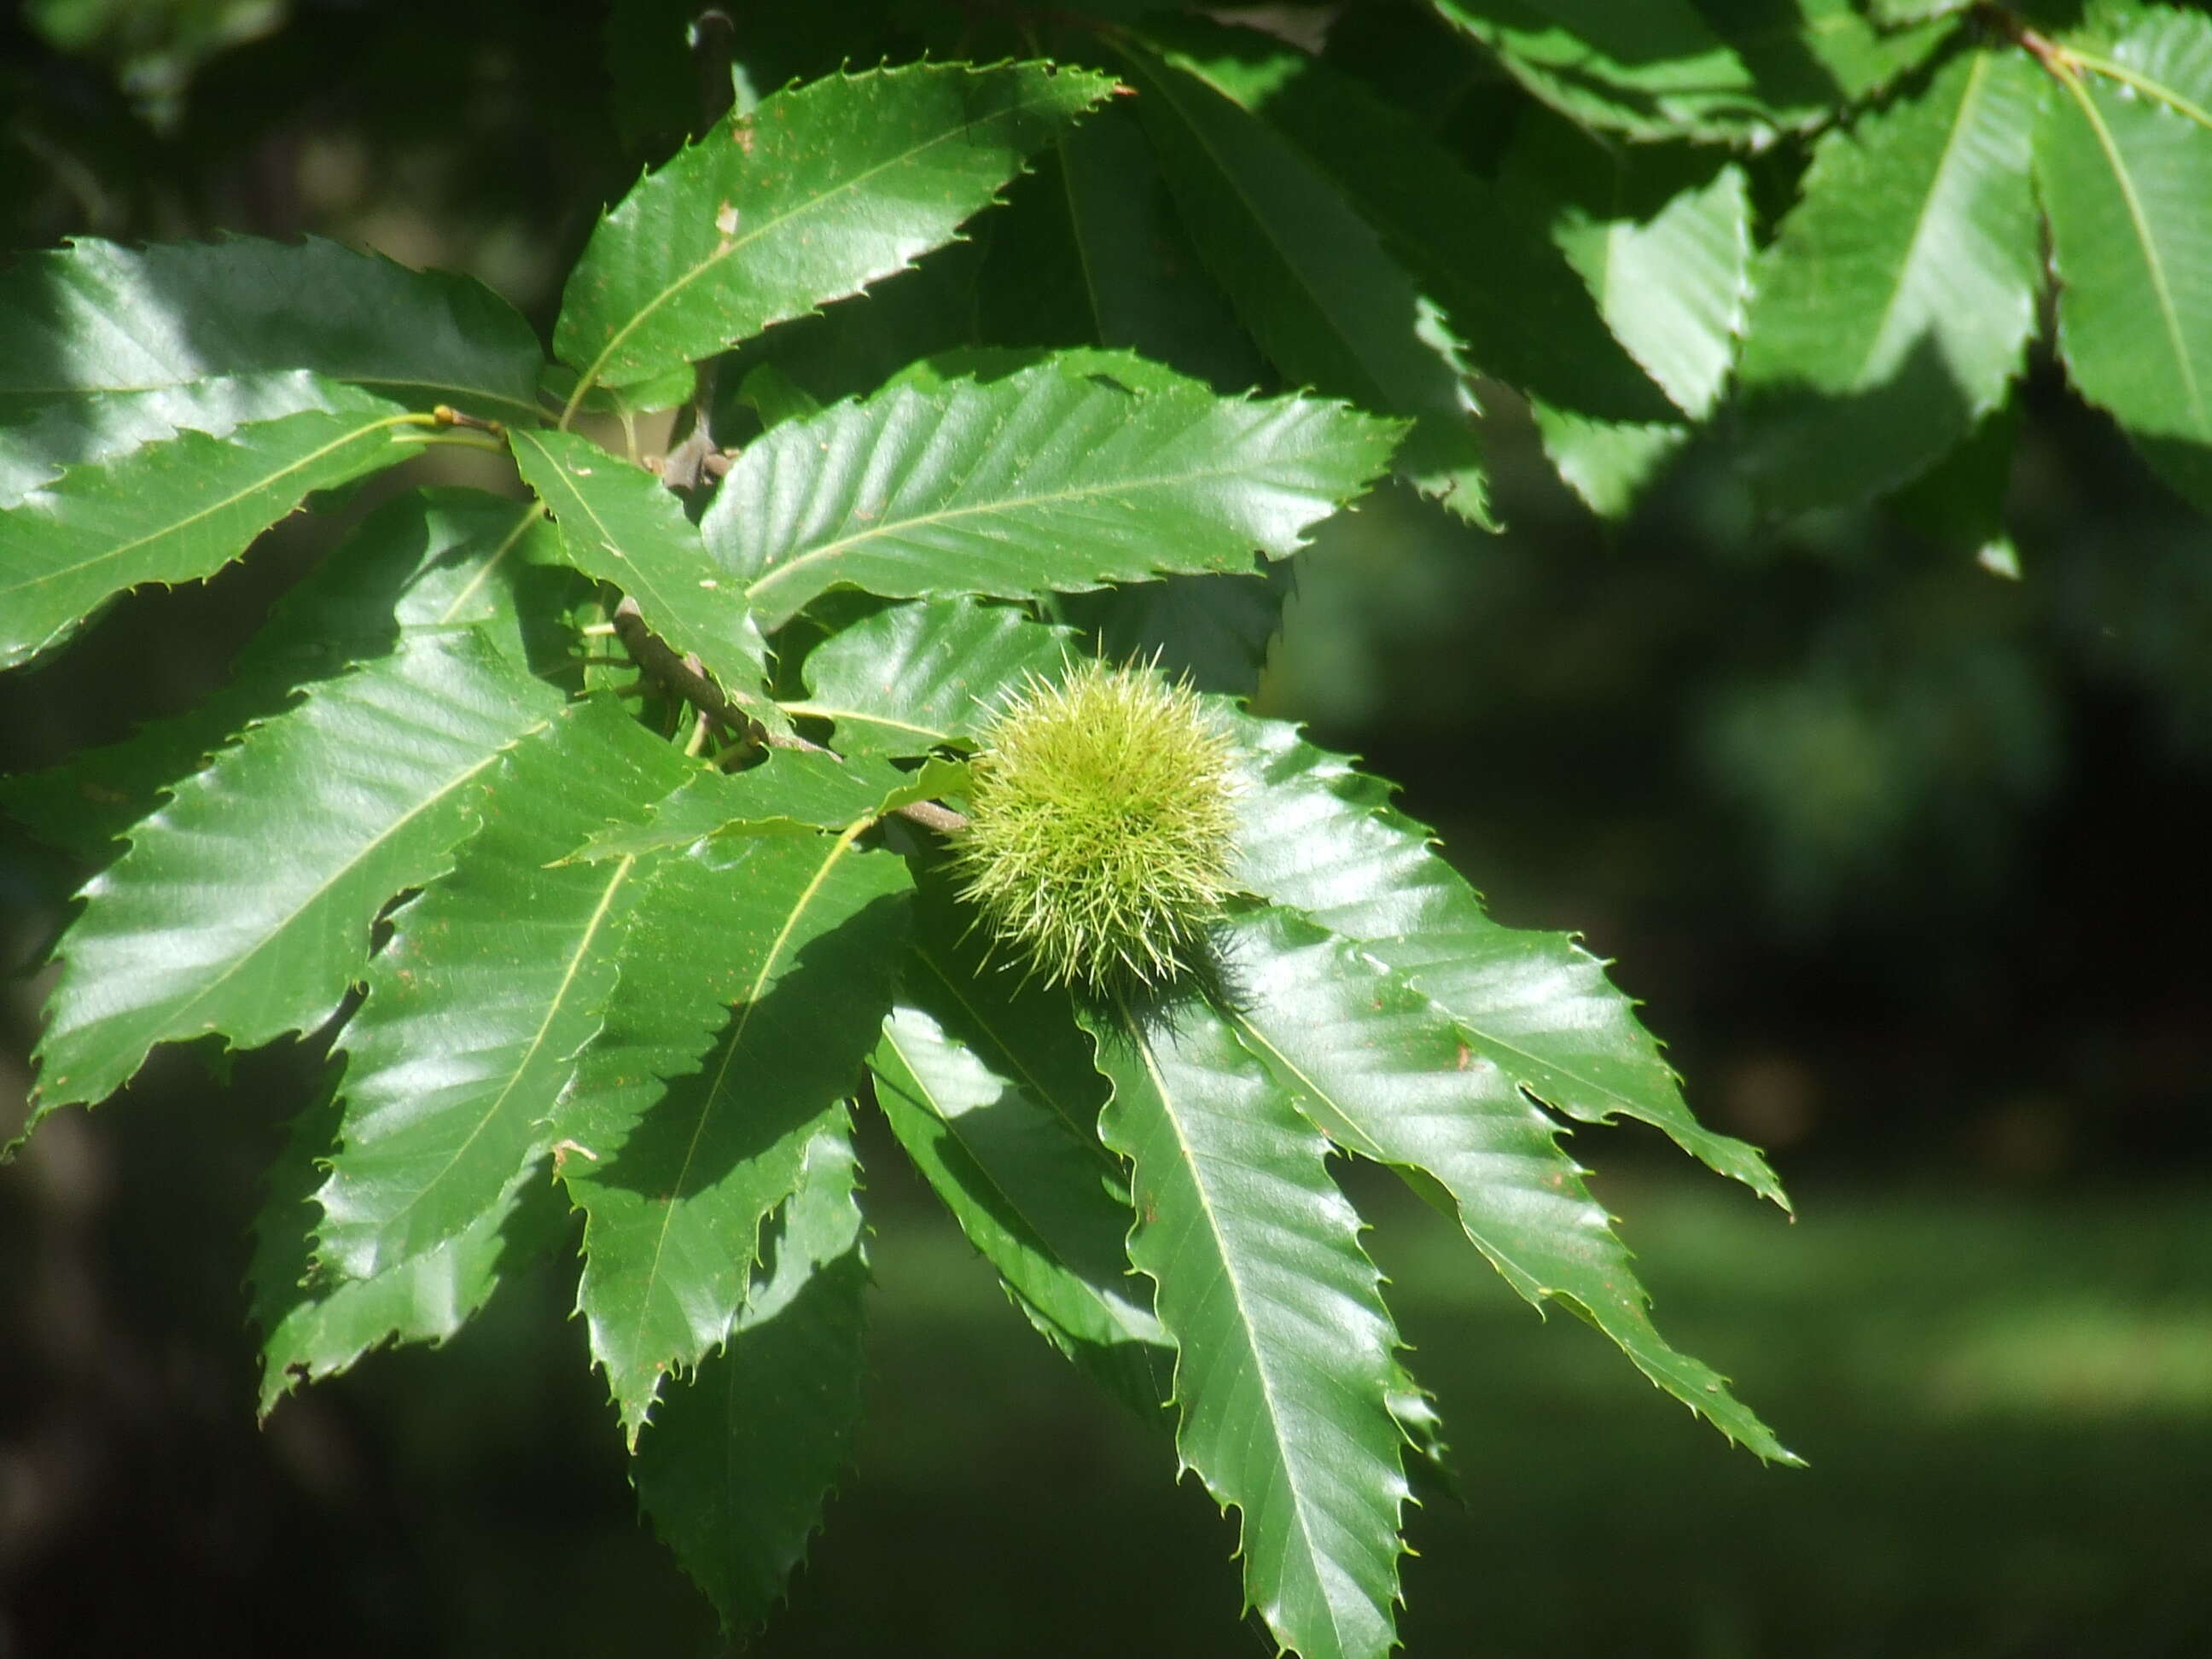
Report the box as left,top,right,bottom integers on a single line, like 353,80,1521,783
350,853,638,1265
1,411,413,603
742,398,1322,613
1113,998,1347,1654
571,78,1080,398
2057,64,2210,434
625,824,871,1373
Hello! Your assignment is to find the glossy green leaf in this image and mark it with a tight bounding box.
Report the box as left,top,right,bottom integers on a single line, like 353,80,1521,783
1431,0,1761,138
313,697,700,1277
1085,992,1406,1659
1223,710,1786,1207
786,598,1080,757
2037,9,2212,511
0,234,545,423
1113,43,1489,524
706,356,1400,629
633,1113,868,1638
508,426,774,704
1736,46,2043,512
0,369,377,508
1220,905,1795,1460
0,393,427,671
28,629,563,1118
872,880,1168,1413
1055,564,1290,698
556,829,911,1440
552,61,1115,402
0,487,565,859
570,750,967,860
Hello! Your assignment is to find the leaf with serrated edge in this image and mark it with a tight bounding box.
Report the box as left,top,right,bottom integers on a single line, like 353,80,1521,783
0,234,546,423
1222,709,1786,1207
1702,0,1956,129
1220,905,1794,1461
2037,8,2212,511
0,393,425,670
872,878,1167,1413
633,1115,868,1637
28,630,563,1120
1500,116,1752,516
555,828,911,1440
249,1071,566,1416
708,356,1399,629
313,696,701,1277
0,369,379,509
509,426,774,704
0,488,563,859
787,598,1080,757
1736,46,2043,512
1084,992,1406,1659
553,62,1115,402
1113,43,1486,523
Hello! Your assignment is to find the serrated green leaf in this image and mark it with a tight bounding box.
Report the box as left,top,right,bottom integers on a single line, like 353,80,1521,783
1432,0,1762,138
312,696,701,1278
552,61,1115,403
2037,10,2212,511
1736,46,2044,513
1112,43,1489,524
786,598,1080,757
706,356,1399,629
871,878,1167,1413
508,426,774,708
1223,710,1786,1207
1084,992,1406,1659
0,487,567,859
0,369,376,508
633,1114,869,1638
28,629,564,1118
556,829,911,1440
1220,905,1795,1461
1698,0,1957,126
249,1069,568,1417
0,393,428,671
1141,20,1674,428
1502,118,1751,516
571,750,968,860
0,234,545,423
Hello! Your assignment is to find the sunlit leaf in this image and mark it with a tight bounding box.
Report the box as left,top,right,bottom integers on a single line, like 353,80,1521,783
553,62,1115,402
556,829,911,1440
0,391,427,670
0,234,545,422
2037,9,2212,510
29,630,563,1117
706,356,1399,629
313,696,700,1277
1085,991,1406,1659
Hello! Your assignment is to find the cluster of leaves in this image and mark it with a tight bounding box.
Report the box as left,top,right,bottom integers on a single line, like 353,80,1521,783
8,0,2210,1653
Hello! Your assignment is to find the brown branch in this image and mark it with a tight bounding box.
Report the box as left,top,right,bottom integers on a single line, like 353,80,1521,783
608,597,969,835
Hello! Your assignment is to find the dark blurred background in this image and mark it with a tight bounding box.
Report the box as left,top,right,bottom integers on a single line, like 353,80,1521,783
2,3,2209,1656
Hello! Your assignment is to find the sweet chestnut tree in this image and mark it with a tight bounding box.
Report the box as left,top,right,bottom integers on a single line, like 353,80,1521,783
5,2,2209,1653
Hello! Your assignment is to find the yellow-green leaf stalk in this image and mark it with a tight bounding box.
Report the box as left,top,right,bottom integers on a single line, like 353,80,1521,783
954,658,1237,992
